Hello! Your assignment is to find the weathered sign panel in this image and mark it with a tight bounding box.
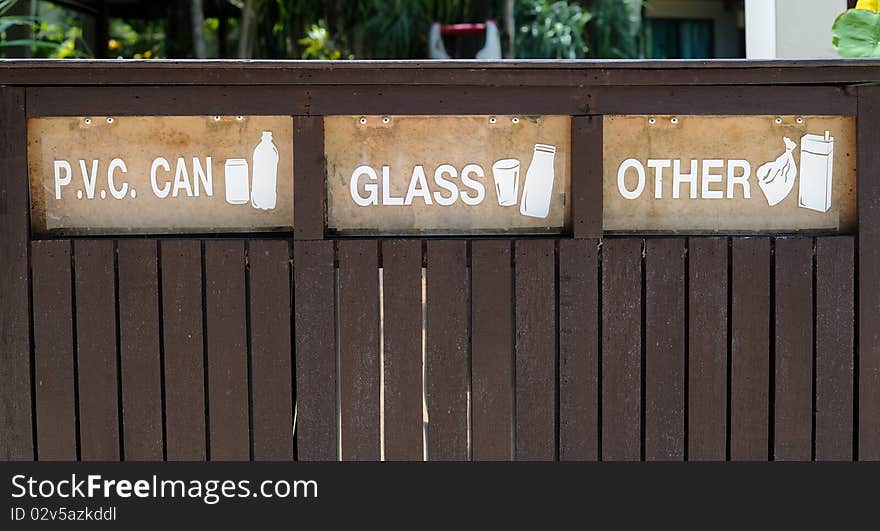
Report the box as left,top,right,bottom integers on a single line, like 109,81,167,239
325,115,571,235
603,115,857,233
28,115,294,235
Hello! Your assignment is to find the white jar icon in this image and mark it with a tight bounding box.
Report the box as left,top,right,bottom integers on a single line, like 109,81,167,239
251,131,279,210
519,143,556,219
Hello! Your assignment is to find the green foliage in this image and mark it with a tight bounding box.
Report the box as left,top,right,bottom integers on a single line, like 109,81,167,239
298,19,348,59
589,0,642,59
515,0,590,59
0,0,92,58
833,8,880,57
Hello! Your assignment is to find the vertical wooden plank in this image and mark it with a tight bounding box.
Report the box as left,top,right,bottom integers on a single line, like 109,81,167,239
74,240,119,461
338,240,380,460
117,239,163,460
425,240,468,460
688,237,728,461
515,239,557,460
205,240,249,461
161,240,206,461
383,240,423,461
249,240,294,461
32,240,77,461
602,238,642,461
644,239,685,461
558,239,598,460
730,238,770,461
0,87,32,460
471,240,512,461
572,115,602,239
293,116,324,240
858,86,880,460
773,238,813,461
293,240,337,461
815,236,854,461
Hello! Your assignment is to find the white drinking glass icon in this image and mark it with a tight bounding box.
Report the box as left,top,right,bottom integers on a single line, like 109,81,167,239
224,158,249,205
519,143,557,219
251,131,279,210
492,158,520,206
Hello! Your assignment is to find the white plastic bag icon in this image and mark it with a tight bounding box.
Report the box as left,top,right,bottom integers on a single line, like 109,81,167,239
757,137,797,207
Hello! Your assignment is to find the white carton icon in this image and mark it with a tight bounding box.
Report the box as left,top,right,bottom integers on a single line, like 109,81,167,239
798,131,834,213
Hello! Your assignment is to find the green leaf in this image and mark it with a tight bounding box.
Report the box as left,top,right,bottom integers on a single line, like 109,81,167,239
832,8,880,57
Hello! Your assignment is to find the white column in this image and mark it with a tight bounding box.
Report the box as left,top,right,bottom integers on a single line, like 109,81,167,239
747,0,848,59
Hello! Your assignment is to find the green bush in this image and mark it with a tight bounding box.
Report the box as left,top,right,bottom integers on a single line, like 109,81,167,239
516,0,590,59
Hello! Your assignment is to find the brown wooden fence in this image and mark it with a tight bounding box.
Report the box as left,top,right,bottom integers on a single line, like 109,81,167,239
1,60,879,461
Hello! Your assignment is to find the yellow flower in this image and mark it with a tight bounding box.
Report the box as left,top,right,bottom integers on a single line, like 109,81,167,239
856,0,880,12
108,39,119,51
143,50,153,58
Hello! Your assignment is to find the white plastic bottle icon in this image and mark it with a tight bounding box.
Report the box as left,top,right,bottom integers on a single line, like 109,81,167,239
519,143,556,219
251,131,279,210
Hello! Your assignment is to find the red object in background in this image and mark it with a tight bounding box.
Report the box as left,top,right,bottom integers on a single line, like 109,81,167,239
438,19,496,35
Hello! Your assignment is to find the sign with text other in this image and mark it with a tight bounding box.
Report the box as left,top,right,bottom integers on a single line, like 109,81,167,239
603,115,857,234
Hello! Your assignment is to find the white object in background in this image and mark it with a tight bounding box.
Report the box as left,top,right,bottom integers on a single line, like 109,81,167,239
519,144,556,219
746,0,846,59
492,158,520,206
428,23,450,59
757,136,797,206
798,131,834,213
251,131,279,210
224,158,250,205
475,20,502,60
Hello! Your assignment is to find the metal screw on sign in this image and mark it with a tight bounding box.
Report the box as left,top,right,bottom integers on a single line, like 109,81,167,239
489,116,497,124
236,115,244,121
797,117,805,124
359,116,367,125
107,117,114,124
213,115,222,121
382,116,390,124
84,117,92,125
670,117,679,124
648,117,656,125
775,117,783,124
512,117,520,124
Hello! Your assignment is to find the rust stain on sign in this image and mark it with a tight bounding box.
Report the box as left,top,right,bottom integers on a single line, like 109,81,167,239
603,115,857,234
28,115,294,236
325,115,571,235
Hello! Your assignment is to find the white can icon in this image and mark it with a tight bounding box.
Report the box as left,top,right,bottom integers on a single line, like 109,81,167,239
224,158,249,205
798,131,834,213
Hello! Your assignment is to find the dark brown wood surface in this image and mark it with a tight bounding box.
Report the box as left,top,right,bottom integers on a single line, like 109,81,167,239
382,240,423,461
249,240,294,460
0,87,32,460
471,240,513,460
514,240,557,460
558,239,598,460
601,238,642,461
117,240,163,461
293,241,337,461
858,86,880,461
773,238,813,461
644,239,685,461
160,240,206,461
204,241,250,461
730,238,770,461
815,236,854,461
687,238,728,460
337,240,380,460
32,240,77,461
293,116,324,240
571,116,602,239
425,241,468,461
74,240,119,461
